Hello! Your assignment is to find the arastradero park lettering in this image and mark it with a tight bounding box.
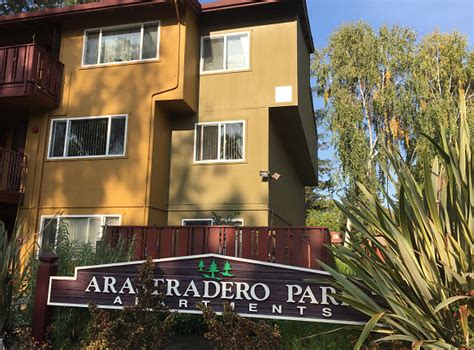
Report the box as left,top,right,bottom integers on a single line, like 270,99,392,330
48,254,366,324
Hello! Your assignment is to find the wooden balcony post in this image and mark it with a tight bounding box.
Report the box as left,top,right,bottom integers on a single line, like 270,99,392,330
32,253,58,343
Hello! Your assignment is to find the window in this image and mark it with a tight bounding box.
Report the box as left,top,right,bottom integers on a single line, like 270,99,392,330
201,32,249,73
194,121,244,162
48,115,127,159
182,218,243,226
182,219,214,226
83,22,159,66
40,215,120,250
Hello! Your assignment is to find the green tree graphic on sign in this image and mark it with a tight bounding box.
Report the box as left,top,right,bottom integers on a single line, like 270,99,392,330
198,259,205,272
203,259,222,280
220,260,235,277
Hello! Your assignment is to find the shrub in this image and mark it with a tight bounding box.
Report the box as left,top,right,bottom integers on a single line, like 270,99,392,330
86,257,176,349
50,223,134,349
5,220,134,349
197,302,281,350
0,222,34,347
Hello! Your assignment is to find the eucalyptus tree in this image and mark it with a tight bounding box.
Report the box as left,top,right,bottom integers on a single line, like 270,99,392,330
312,22,473,197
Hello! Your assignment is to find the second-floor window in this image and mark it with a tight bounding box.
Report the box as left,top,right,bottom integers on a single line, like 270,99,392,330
83,21,159,66
201,32,250,73
48,115,127,159
194,121,244,162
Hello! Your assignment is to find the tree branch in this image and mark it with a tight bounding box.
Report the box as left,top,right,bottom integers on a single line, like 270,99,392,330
358,80,373,143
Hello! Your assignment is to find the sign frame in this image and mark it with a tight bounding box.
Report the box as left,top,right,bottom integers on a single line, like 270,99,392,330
47,253,366,326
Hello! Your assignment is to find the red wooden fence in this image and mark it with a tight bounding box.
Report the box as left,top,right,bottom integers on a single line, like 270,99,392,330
106,226,333,269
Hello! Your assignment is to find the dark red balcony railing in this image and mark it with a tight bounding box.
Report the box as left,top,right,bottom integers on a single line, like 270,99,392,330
106,226,333,270
0,147,27,202
0,43,64,107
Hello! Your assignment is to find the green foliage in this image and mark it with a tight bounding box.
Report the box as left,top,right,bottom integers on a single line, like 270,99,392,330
54,221,133,276
86,258,176,349
7,328,50,350
211,211,241,225
313,22,473,197
173,313,207,336
197,302,281,350
5,256,39,346
276,321,357,349
305,109,344,231
275,321,407,350
306,200,344,232
320,101,473,348
0,0,97,15
0,222,33,342
49,222,134,349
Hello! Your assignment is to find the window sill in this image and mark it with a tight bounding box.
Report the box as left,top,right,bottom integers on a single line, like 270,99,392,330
45,155,128,162
80,58,161,70
193,160,247,166
200,68,252,76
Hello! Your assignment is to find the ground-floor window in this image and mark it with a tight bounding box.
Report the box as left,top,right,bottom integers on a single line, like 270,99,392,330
181,218,244,226
182,219,214,226
40,215,120,250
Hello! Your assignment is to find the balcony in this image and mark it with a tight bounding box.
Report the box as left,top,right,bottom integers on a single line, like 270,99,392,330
0,43,64,108
0,147,27,204
107,226,333,269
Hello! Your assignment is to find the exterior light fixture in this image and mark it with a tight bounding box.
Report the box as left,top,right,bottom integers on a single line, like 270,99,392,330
271,172,281,181
259,171,281,182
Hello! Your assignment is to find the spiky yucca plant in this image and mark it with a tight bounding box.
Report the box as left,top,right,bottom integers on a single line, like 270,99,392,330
321,99,473,349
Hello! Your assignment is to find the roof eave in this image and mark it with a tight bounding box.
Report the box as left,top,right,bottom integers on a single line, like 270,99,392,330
201,0,314,53
0,0,201,24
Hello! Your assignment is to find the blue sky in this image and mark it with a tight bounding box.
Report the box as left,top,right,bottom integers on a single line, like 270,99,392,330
309,0,473,51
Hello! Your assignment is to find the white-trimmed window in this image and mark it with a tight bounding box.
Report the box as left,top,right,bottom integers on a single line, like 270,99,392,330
182,218,243,226
40,215,120,250
48,115,127,159
83,21,160,66
182,219,214,226
200,32,249,73
194,121,244,162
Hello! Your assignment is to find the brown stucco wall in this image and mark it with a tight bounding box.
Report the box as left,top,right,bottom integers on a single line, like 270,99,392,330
296,17,318,181
268,116,305,226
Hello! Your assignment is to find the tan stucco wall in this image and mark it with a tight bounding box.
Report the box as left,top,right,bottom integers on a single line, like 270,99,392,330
18,5,198,236
167,108,269,226
147,106,171,225
13,5,315,234
199,20,298,112
166,13,315,226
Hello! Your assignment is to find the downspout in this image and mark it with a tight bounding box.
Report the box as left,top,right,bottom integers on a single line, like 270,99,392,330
143,0,183,225
32,27,67,246
31,112,51,247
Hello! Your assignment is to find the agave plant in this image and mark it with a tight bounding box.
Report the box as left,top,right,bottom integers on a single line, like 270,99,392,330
321,98,473,349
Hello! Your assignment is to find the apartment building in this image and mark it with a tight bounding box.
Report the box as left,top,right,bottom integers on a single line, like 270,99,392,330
0,0,317,249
